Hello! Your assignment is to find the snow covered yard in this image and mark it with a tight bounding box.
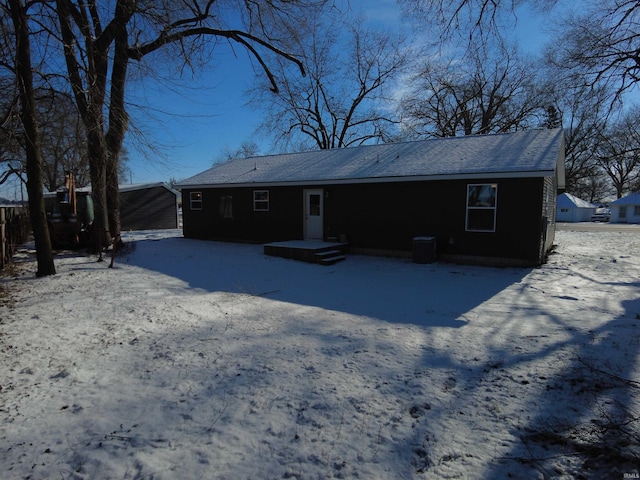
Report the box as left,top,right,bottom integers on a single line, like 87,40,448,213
1,228,640,479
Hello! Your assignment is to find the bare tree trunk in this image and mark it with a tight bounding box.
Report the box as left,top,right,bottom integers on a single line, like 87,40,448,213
86,128,110,257
105,19,129,252
53,0,314,265
8,0,56,277
56,0,112,257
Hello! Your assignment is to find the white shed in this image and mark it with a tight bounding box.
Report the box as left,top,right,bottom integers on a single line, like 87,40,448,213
609,191,640,223
556,193,596,222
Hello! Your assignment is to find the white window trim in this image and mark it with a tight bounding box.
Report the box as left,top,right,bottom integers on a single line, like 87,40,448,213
190,191,203,211
466,183,498,232
253,190,269,212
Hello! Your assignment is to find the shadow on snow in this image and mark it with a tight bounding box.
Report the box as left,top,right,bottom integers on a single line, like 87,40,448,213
122,237,531,329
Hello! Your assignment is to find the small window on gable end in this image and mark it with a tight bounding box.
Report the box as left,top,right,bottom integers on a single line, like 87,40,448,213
466,184,497,232
254,190,269,211
190,191,202,210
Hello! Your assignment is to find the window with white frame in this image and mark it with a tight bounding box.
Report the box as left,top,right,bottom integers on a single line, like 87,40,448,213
190,191,203,210
466,184,497,232
253,190,269,211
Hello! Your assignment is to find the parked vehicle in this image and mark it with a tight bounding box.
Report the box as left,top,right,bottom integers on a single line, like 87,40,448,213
591,207,611,222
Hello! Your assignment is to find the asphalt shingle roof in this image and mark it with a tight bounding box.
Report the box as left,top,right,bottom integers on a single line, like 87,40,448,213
178,129,564,188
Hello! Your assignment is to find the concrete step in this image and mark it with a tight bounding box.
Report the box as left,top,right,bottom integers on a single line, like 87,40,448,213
264,240,348,264
318,254,347,265
315,249,343,258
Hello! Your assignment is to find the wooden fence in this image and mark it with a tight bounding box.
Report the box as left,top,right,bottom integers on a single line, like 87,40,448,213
1,206,29,271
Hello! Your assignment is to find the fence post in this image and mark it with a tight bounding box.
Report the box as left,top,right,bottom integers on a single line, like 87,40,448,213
1,208,6,270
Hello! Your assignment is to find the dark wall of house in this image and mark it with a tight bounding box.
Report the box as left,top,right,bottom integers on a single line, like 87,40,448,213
120,187,178,231
182,176,554,265
182,187,303,242
323,178,547,264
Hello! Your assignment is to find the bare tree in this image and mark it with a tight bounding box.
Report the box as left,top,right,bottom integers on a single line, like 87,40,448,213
35,90,90,191
401,43,543,137
547,82,611,201
1,86,90,193
0,21,26,194
596,109,640,199
0,82,21,175
251,11,410,150
397,0,559,46
216,140,261,164
400,0,640,109
52,0,324,259
6,0,56,276
553,1,640,105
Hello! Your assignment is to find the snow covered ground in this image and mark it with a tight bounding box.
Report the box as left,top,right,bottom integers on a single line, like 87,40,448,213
1,228,640,479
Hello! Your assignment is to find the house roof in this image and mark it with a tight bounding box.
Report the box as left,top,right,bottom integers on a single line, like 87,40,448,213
178,129,565,188
610,191,640,206
557,193,595,209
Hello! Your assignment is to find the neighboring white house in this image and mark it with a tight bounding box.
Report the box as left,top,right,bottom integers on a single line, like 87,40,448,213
556,193,596,222
609,191,640,223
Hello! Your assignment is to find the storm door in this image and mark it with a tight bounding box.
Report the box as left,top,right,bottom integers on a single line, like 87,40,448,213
304,189,323,240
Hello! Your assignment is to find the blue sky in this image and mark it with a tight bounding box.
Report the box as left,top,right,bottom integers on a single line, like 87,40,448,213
123,0,408,187
122,0,549,187
0,0,548,201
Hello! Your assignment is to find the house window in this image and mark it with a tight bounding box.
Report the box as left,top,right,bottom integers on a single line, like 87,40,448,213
620,206,627,219
190,192,202,210
466,183,497,232
254,190,269,211
634,206,640,216
219,195,233,219
560,208,569,213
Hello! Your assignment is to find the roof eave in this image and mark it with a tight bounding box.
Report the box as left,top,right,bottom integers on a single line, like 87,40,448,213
177,170,558,189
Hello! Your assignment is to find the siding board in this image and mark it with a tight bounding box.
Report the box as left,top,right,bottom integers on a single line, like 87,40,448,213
120,185,179,231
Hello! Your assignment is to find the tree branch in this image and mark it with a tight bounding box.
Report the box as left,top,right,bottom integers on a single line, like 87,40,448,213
128,27,305,93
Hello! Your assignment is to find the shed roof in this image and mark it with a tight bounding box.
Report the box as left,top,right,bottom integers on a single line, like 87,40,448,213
119,182,180,196
178,129,565,188
557,193,595,209
47,182,179,196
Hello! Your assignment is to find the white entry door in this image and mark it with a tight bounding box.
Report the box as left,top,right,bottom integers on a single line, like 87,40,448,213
304,189,323,240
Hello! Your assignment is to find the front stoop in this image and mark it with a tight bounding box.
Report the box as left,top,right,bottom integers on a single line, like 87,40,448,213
264,240,349,265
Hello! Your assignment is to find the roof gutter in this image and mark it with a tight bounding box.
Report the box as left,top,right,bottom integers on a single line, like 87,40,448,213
176,169,558,189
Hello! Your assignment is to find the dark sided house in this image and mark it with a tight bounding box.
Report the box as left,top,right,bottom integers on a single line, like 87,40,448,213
178,129,565,267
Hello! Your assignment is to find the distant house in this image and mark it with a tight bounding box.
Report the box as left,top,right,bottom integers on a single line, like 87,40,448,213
609,191,640,224
178,129,565,267
556,193,596,222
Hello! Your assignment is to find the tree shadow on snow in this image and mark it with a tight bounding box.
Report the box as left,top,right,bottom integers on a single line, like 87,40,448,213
123,237,531,328
483,294,640,479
